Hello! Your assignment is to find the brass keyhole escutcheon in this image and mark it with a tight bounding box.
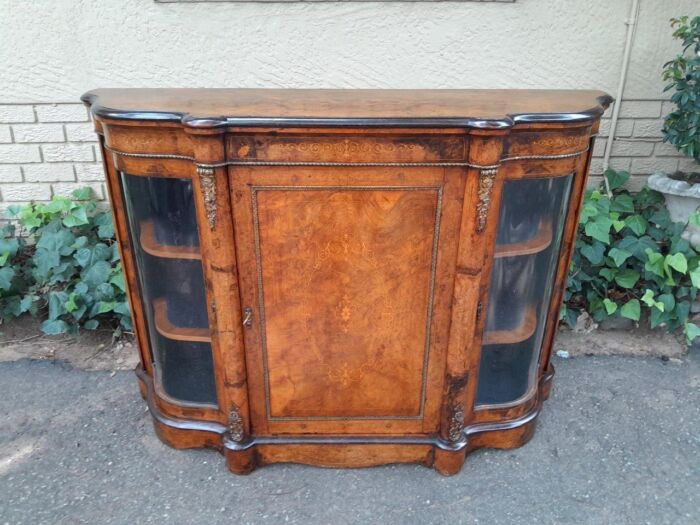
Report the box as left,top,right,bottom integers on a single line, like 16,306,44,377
242,307,253,327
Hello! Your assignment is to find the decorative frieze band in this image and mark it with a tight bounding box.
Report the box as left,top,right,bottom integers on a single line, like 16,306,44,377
103,144,589,171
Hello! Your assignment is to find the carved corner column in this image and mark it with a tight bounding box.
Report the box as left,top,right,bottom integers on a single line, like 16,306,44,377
188,129,251,443
438,131,507,455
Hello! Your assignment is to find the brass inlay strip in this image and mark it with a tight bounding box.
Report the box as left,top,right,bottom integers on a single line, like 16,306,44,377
103,144,590,170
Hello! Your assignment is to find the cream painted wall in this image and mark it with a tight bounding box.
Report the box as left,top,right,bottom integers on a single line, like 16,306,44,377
0,0,697,208
0,0,693,102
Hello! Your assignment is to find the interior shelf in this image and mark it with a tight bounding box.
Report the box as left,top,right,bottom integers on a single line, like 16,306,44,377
140,220,201,260
483,304,537,346
494,220,552,259
153,297,211,343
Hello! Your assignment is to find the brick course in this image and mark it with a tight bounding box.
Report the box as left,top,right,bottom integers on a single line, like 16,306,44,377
0,99,698,217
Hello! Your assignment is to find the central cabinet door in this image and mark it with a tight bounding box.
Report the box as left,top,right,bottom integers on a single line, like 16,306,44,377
230,167,465,435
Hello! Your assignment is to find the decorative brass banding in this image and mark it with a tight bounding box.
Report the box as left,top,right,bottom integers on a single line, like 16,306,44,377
500,149,591,162
476,168,498,233
104,143,589,239
103,144,590,171
196,166,217,230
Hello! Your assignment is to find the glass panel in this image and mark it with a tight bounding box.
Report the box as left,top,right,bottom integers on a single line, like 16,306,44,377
476,175,573,407
121,173,217,406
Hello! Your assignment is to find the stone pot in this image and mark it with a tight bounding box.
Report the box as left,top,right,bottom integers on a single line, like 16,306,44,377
647,171,700,247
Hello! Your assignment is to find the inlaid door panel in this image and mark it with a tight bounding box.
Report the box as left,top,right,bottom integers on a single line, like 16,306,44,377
230,167,465,435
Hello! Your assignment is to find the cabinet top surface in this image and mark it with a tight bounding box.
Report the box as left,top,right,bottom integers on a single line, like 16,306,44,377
82,88,611,129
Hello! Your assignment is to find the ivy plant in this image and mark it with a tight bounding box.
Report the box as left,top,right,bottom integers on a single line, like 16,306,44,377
1,188,131,336
662,15,700,163
564,169,700,342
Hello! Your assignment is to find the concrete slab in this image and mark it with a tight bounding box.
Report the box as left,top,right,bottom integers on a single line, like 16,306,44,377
0,355,698,524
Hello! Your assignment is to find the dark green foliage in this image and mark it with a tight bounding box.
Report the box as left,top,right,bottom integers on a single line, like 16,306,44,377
662,16,700,164
565,169,700,342
0,188,131,336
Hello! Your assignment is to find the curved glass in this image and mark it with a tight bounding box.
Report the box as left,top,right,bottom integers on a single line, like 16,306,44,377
476,175,573,407
121,174,217,406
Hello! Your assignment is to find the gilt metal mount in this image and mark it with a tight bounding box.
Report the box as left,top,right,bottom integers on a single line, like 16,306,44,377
228,404,245,442
196,166,217,230
476,168,498,233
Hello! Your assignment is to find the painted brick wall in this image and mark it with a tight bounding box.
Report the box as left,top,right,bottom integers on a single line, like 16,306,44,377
590,100,697,192
1,98,696,217
0,103,106,217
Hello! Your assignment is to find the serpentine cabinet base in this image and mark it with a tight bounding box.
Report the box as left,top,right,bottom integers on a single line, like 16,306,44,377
83,89,611,475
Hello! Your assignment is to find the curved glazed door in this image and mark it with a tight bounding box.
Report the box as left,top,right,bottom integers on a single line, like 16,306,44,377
229,166,465,436
120,173,217,407
476,174,573,408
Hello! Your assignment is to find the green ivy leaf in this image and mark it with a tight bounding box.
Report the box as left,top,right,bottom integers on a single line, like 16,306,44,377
19,295,34,314
608,247,632,267
599,268,618,282
665,253,688,274
689,266,700,289
114,302,131,316
48,291,68,320
614,269,640,289
579,202,599,223
585,216,613,244
657,293,676,313
641,289,665,311
650,307,671,329
41,319,69,335
603,298,618,315
689,212,700,228
74,247,92,268
95,213,114,239
0,237,19,258
685,322,700,342
82,260,111,288
64,292,78,313
624,215,648,235
612,220,626,232
62,206,89,228
604,169,630,190
109,271,126,292
610,193,634,213
97,301,116,314
0,266,15,290
676,300,691,325
92,243,111,262
580,241,606,264
84,319,99,330
644,249,665,278
71,187,93,201
620,299,641,321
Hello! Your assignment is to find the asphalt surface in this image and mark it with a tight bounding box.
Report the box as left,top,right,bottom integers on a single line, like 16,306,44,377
1,354,699,525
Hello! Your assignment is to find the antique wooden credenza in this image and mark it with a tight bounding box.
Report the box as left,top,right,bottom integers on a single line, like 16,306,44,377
83,89,611,475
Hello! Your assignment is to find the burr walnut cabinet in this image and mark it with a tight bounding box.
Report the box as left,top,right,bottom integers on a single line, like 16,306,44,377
82,88,611,475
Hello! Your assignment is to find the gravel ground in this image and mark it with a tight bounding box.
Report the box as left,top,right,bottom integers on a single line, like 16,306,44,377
0,354,699,525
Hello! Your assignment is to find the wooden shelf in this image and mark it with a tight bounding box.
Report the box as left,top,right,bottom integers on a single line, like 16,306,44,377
483,305,537,346
494,220,552,258
153,297,211,343
140,220,201,260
